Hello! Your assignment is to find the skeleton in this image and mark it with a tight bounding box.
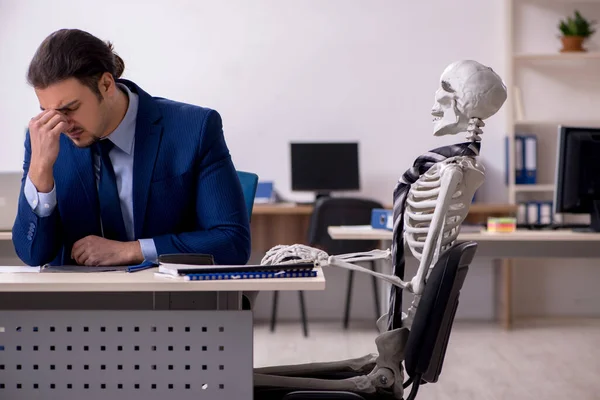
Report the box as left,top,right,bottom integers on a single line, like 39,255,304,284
254,60,507,399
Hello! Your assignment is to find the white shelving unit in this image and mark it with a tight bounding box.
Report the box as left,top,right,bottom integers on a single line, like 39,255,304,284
505,0,600,216
514,51,600,60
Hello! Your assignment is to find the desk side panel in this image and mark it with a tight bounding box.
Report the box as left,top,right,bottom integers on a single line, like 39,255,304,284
0,310,253,399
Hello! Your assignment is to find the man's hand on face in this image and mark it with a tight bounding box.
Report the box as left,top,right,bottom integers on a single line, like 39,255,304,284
71,235,144,266
28,110,70,192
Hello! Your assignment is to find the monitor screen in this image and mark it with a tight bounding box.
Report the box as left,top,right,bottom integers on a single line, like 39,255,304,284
290,142,360,192
555,126,600,214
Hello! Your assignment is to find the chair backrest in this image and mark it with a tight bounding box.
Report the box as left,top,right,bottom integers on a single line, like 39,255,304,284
307,197,383,254
236,171,259,221
402,240,477,399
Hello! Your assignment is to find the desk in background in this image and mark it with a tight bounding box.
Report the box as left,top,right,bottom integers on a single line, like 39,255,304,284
251,203,517,255
0,203,516,261
327,226,600,330
0,267,325,399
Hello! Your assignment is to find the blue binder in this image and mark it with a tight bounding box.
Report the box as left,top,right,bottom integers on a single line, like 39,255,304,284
522,135,537,184
515,134,526,184
371,209,393,230
255,181,274,203
506,135,527,185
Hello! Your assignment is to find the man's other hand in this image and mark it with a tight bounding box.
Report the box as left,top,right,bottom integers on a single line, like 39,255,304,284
71,235,144,266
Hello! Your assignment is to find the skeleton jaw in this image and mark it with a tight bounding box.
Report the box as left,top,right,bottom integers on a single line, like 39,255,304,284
432,102,469,137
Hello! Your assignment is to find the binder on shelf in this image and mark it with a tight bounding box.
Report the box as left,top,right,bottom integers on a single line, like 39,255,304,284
520,201,554,225
523,135,538,184
527,202,539,224
517,203,527,224
539,201,552,224
515,135,526,184
507,135,527,184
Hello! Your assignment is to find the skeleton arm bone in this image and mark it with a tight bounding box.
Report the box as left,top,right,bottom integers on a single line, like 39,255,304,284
325,254,409,289
409,165,463,296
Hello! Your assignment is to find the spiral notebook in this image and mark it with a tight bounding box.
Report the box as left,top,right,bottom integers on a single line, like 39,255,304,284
180,270,317,281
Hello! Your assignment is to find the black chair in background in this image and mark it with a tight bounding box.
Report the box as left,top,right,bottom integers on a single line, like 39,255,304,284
270,197,383,336
307,197,384,329
255,240,478,400
270,290,309,337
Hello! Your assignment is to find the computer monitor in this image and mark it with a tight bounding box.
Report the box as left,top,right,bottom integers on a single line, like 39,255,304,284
554,126,600,232
290,142,360,200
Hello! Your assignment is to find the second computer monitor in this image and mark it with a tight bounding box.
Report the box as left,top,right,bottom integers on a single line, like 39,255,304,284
290,142,360,199
555,125,600,231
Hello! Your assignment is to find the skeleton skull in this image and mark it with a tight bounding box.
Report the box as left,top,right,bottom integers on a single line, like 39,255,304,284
431,60,507,136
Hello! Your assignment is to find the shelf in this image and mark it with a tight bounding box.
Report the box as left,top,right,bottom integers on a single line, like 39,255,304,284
514,52,600,61
514,184,555,192
514,120,600,127
516,0,600,4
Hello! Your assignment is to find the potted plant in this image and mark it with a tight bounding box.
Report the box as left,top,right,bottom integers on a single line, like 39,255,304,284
558,10,596,52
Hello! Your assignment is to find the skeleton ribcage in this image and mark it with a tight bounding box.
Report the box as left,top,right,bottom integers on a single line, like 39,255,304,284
403,161,472,262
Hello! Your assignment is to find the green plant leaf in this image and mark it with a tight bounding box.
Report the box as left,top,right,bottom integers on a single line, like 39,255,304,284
558,9,597,37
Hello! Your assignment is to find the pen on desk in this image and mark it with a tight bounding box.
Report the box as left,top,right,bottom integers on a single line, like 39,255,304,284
126,262,157,273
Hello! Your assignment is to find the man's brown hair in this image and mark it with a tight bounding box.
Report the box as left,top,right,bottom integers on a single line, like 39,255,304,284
27,29,125,100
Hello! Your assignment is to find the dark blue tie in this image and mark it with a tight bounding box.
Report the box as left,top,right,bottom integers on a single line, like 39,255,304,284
95,140,127,241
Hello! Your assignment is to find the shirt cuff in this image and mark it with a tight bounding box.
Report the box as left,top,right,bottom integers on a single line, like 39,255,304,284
138,239,158,263
24,175,57,217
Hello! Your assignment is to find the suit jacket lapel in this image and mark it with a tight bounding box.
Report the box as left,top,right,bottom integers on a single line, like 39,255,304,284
127,80,163,239
133,120,161,238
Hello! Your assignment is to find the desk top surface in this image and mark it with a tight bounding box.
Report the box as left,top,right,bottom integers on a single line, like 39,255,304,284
0,267,326,292
328,226,600,242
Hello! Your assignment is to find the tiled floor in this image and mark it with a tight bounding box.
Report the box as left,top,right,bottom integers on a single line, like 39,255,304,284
254,318,600,400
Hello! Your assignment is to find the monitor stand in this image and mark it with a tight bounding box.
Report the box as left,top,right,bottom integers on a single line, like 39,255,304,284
572,200,600,233
294,192,331,206
315,192,331,201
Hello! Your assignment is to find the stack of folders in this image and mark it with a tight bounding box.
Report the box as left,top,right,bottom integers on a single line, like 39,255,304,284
154,254,317,281
517,201,556,225
506,134,537,184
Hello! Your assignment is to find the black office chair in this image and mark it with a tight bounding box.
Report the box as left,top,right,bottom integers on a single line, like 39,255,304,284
307,197,384,328
255,240,477,400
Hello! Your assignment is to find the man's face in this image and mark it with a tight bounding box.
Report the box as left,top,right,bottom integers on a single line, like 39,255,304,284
35,77,112,148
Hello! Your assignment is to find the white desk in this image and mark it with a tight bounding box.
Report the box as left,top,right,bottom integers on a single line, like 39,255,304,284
0,267,325,399
328,226,600,329
0,267,325,293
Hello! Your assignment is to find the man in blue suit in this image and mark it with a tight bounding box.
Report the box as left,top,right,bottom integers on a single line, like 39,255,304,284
13,28,251,267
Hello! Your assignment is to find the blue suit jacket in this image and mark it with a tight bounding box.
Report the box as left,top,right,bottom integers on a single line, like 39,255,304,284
12,79,251,266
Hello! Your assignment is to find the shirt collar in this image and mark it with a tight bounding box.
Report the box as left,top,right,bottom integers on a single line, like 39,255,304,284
105,83,138,155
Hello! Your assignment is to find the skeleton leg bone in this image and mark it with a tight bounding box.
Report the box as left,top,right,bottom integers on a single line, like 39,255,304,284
254,354,377,377
254,328,409,400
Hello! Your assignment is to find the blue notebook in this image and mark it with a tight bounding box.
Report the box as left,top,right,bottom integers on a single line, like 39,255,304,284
183,270,317,281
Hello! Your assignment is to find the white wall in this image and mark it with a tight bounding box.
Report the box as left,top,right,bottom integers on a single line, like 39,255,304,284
0,0,508,205
2,0,598,322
